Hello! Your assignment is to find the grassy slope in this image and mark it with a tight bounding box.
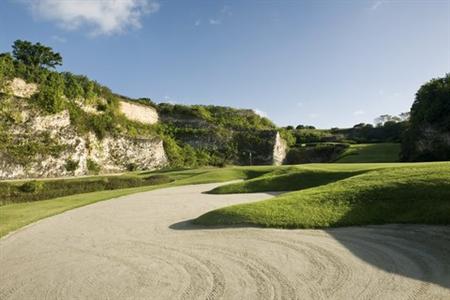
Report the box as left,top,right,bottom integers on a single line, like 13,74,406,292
194,162,450,228
208,163,408,194
0,166,274,237
336,143,400,163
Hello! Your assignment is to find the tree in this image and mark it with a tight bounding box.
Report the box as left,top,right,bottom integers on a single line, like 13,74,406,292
399,112,410,121
0,53,15,89
401,74,450,161
12,40,62,69
410,74,450,131
352,123,366,129
374,114,401,126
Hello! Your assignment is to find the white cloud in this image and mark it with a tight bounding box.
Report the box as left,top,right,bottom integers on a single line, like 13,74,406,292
22,0,159,36
209,18,221,25
253,109,268,118
353,110,365,116
194,19,201,26
296,101,303,107
308,113,318,119
207,5,232,26
371,1,385,10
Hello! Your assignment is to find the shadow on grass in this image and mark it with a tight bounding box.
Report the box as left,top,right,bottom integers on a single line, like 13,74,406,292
139,168,193,175
169,219,257,230
207,170,367,194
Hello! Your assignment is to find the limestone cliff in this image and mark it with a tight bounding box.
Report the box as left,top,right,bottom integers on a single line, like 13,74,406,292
0,79,167,179
157,105,287,166
0,77,286,179
272,132,287,165
119,100,158,125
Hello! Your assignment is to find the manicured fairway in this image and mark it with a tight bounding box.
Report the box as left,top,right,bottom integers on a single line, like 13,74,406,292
2,162,449,237
336,143,400,163
195,162,450,228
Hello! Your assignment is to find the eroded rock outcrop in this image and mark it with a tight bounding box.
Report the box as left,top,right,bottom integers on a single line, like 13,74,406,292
0,106,167,179
5,78,38,98
119,101,158,124
272,132,287,165
0,79,168,179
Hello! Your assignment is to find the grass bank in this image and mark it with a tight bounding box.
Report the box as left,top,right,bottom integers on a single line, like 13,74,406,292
336,143,400,163
195,162,450,228
208,163,405,194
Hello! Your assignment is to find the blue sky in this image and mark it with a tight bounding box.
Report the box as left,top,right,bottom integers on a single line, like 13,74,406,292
1,0,449,128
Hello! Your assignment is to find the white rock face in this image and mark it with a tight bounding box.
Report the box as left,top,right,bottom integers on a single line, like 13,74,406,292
87,133,168,173
0,76,168,179
272,132,287,165
32,110,71,133
5,78,38,98
0,105,168,179
119,101,158,125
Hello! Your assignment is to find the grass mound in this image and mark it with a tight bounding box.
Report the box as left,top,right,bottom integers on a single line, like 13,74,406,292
194,163,450,228
336,143,400,163
172,167,273,186
208,169,364,194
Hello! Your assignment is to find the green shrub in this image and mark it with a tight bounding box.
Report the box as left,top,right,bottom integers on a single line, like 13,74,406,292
0,53,15,90
19,180,44,193
87,159,100,174
32,72,65,113
286,143,349,164
65,159,79,172
0,132,66,166
144,174,173,185
0,174,174,205
126,163,138,171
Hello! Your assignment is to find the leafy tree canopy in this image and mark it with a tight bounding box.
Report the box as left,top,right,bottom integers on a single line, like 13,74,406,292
12,40,62,69
410,73,450,131
374,114,401,126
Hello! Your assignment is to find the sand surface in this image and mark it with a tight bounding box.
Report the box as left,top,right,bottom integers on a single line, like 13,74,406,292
1,182,449,299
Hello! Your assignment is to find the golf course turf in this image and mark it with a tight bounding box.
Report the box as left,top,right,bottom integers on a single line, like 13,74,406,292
336,143,401,163
2,161,449,237
195,162,450,228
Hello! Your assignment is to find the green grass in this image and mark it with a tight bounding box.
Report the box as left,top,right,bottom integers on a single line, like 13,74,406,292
3,162,450,237
336,143,400,163
168,166,273,186
194,162,450,228
0,166,275,237
208,163,412,194
209,169,363,194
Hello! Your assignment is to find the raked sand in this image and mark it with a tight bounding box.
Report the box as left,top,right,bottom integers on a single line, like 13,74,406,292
1,182,449,299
